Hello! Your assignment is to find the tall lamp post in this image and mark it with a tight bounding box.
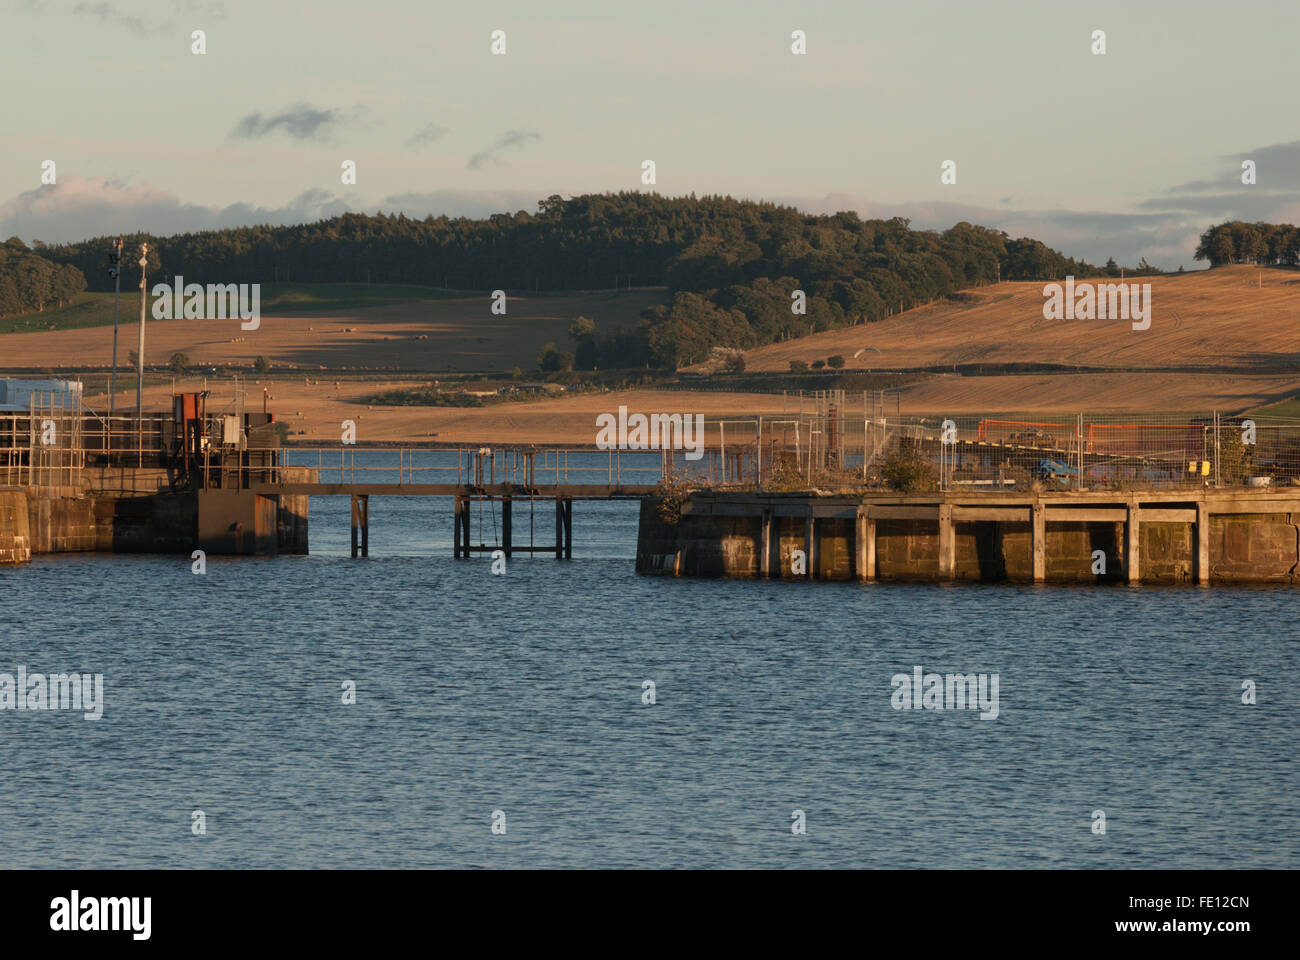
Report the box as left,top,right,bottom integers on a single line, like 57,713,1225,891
135,243,149,466
107,238,123,456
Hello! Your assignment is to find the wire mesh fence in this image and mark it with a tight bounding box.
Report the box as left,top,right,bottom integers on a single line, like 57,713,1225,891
4,385,1298,495
662,409,1300,492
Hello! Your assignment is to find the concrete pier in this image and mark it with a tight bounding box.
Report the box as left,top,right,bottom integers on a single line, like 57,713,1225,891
0,466,313,563
636,489,1300,585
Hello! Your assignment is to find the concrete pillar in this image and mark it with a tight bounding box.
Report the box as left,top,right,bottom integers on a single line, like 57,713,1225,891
865,515,876,581
804,513,814,580
502,496,512,559
0,490,32,565
1031,500,1045,583
350,494,368,558
761,509,772,578
855,507,868,582
1196,502,1211,585
938,502,955,579
351,494,360,558
1126,498,1140,584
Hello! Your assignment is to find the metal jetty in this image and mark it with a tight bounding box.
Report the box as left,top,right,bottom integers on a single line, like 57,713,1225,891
246,446,660,559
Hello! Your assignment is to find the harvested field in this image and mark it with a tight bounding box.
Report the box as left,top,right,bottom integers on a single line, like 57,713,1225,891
0,289,665,373
83,380,794,446
735,266,1300,372
897,372,1300,416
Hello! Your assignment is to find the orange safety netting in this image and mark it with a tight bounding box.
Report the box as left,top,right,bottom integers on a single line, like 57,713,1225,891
977,419,1205,458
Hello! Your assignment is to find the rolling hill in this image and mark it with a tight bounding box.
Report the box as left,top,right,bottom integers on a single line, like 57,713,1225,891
732,266,1300,373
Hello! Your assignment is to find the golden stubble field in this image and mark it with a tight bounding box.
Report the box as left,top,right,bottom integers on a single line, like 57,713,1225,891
0,289,664,373
734,266,1300,372
87,379,796,446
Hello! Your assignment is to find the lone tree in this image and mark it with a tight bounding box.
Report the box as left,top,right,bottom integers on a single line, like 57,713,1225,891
537,342,574,372
789,359,808,372
567,316,596,340
827,355,845,369
167,352,189,373
254,355,271,372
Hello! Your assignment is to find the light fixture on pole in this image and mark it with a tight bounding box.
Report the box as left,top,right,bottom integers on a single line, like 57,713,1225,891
108,237,123,453
136,243,149,465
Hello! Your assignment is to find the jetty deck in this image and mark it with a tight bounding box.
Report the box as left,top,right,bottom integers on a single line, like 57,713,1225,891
639,488,1300,585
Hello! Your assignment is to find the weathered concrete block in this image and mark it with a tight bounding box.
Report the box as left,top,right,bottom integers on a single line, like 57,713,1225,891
0,490,32,564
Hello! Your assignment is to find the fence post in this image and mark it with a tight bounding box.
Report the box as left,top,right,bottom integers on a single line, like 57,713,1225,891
1077,413,1084,489
1214,411,1221,488
720,421,726,484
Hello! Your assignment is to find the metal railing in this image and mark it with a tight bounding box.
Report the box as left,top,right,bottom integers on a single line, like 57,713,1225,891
0,402,175,487
264,446,667,489
6,401,1296,495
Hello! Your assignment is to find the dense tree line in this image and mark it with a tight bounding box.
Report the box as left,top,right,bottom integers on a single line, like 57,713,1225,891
38,192,1114,368
1194,221,1300,267
0,238,86,318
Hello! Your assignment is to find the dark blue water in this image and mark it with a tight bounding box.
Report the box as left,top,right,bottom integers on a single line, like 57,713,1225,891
0,454,1295,867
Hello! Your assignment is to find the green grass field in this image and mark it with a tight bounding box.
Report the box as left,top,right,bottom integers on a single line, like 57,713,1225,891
0,283,459,334
0,292,122,334
1243,395,1300,419
256,282,460,314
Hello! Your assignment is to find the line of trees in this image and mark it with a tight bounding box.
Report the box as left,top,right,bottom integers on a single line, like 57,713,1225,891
35,192,1121,368
0,238,87,319
1194,221,1300,267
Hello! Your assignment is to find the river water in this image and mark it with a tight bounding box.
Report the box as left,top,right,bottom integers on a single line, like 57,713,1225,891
0,452,1294,868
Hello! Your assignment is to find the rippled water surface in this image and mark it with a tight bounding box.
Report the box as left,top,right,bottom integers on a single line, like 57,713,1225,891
1,460,1295,868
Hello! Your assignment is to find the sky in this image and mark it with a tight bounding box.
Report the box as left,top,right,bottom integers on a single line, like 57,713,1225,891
2,0,1298,268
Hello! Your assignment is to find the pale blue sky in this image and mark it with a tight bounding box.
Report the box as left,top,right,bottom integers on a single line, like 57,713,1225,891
3,0,1298,267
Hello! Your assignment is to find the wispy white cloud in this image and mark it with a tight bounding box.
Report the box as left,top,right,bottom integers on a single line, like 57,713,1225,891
228,102,362,142
406,123,449,150
468,130,541,170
